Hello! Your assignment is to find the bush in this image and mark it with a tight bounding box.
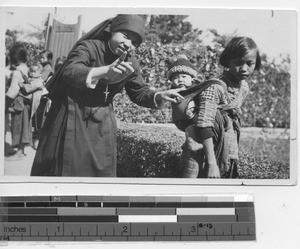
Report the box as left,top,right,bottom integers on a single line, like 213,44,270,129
116,123,289,179
117,123,185,177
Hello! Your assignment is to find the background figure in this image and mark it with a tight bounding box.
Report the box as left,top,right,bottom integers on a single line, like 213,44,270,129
30,14,183,177
4,54,14,156
5,43,31,161
31,50,54,149
39,50,54,82
18,63,48,129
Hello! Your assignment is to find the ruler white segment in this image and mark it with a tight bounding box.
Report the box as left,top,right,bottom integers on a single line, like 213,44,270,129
176,208,235,215
118,215,177,223
206,196,234,202
234,194,254,202
57,208,116,215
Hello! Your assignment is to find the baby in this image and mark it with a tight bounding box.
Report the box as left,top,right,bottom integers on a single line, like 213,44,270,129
168,56,204,151
19,63,48,118
169,55,219,178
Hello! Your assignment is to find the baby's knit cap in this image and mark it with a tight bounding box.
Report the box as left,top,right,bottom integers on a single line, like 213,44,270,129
168,55,197,80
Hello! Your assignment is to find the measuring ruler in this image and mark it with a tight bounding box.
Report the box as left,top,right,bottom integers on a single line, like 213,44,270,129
0,194,255,241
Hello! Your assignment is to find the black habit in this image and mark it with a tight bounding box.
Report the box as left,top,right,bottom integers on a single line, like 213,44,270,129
31,39,157,177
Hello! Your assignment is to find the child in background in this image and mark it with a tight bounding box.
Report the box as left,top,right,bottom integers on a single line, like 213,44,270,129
172,37,261,178
39,50,54,82
5,43,30,160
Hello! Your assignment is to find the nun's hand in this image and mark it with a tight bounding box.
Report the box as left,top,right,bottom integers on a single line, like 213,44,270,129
104,57,134,84
155,88,185,107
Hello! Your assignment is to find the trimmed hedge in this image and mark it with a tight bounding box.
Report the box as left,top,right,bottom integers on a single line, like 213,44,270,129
116,123,289,179
117,123,185,178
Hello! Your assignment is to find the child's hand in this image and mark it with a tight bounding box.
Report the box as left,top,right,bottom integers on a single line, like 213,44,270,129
207,164,220,179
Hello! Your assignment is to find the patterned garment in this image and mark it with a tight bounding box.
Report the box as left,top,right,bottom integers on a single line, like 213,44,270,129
193,73,249,161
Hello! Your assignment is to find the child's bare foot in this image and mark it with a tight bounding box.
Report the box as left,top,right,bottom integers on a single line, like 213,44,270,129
186,138,203,151
207,164,220,178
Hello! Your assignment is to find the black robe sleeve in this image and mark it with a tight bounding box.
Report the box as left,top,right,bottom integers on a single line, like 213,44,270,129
61,41,94,89
125,58,157,109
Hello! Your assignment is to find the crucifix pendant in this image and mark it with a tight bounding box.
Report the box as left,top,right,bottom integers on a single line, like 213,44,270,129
104,85,110,102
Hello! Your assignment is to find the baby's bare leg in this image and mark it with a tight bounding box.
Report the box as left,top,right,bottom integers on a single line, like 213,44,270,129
185,125,203,151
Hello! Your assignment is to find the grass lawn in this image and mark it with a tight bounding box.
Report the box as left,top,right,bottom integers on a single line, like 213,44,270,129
239,129,290,179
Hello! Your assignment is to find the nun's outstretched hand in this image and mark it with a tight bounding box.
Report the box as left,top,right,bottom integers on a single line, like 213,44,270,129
155,87,185,107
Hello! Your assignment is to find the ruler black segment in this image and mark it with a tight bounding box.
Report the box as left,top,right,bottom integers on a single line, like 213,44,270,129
103,202,129,207
130,202,156,208
1,202,25,207
177,215,237,222
59,216,118,222
7,216,58,222
49,202,76,207
5,208,57,215
234,202,254,208
77,202,101,207
26,202,50,207
155,202,182,208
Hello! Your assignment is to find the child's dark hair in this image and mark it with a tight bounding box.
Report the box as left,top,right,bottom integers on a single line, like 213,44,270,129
219,37,261,70
9,43,28,66
40,50,53,62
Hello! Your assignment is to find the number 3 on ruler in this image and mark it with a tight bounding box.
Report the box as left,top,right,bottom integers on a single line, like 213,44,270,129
190,226,196,233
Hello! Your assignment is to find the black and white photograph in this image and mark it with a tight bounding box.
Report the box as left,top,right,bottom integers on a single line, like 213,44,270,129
0,6,297,185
